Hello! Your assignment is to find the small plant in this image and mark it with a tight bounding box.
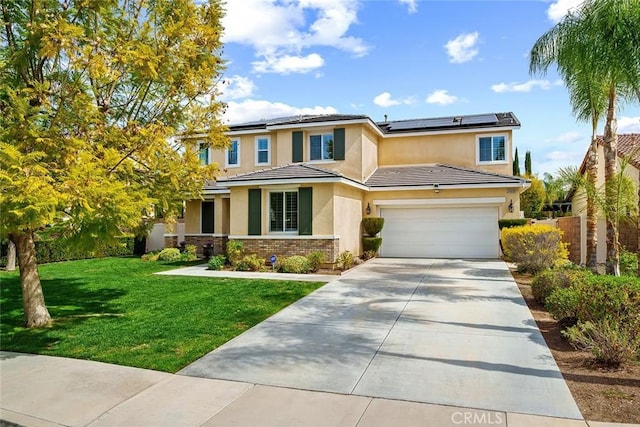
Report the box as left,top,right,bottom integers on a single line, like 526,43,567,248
501,225,568,274
207,254,226,270
226,240,244,267
362,237,382,253
181,244,198,261
361,250,377,260
336,250,354,271
157,248,181,262
361,217,384,236
141,251,159,261
234,254,265,272
306,251,326,273
563,319,640,367
279,255,310,274
545,287,580,322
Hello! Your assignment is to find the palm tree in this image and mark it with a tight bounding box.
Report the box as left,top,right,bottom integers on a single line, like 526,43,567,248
530,0,640,275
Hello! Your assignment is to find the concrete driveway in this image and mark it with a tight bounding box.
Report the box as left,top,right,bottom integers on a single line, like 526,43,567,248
180,258,582,419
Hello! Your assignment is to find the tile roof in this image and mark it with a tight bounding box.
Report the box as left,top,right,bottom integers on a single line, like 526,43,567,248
365,164,528,188
578,133,640,172
217,163,357,184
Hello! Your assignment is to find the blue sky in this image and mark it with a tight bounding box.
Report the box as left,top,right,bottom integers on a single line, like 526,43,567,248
216,0,640,177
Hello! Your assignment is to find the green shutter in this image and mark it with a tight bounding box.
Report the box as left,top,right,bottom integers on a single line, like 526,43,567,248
298,187,312,236
201,201,214,233
248,189,261,235
292,131,303,162
334,128,345,160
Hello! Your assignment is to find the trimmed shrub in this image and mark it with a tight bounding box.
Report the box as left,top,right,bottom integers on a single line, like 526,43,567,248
498,219,528,229
546,287,580,321
141,251,160,261
501,225,568,273
226,240,244,267
235,254,265,272
362,217,384,237
362,237,382,253
361,250,377,261
208,254,226,270
279,255,310,274
573,275,640,323
306,251,326,273
157,248,181,262
336,250,354,271
531,267,590,305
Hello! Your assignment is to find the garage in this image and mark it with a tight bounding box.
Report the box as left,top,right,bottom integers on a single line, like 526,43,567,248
379,206,499,258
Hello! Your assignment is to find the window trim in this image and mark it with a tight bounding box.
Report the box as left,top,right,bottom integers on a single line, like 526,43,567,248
255,135,271,166
476,134,508,165
198,141,210,165
308,132,335,163
225,139,241,168
268,189,298,234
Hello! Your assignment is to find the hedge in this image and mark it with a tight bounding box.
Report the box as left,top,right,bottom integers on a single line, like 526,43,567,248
0,236,135,266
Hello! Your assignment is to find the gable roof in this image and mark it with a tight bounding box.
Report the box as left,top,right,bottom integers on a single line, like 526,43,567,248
226,112,520,136
365,164,529,189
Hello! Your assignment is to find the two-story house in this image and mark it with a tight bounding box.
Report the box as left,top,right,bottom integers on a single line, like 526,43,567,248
166,112,529,261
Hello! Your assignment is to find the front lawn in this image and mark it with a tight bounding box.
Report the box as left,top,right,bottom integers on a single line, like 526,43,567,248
0,257,325,372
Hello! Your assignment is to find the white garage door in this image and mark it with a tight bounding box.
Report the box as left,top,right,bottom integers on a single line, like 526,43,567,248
379,206,499,258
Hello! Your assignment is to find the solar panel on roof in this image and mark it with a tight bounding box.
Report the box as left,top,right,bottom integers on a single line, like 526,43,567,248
461,113,498,125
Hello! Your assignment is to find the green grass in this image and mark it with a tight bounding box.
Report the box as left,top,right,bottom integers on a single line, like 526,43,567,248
0,257,325,372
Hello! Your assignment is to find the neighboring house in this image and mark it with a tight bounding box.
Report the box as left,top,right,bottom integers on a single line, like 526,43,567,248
165,112,529,261
568,134,640,264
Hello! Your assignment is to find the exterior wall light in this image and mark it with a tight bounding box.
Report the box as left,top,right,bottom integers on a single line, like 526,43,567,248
365,202,371,215
508,200,514,213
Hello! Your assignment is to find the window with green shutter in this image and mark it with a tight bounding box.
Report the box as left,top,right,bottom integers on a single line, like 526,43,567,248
292,131,303,162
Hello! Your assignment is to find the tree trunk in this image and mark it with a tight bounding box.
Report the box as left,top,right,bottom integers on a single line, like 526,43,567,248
586,138,598,270
12,231,51,327
603,86,619,276
637,180,640,277
6,240,17,271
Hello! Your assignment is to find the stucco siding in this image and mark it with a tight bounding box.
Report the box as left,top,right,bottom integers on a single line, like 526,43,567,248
184,200,201,234
378,131,513,176
333,184,364,254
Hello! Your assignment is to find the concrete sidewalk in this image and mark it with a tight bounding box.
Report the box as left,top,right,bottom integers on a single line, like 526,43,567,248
1,351,595,427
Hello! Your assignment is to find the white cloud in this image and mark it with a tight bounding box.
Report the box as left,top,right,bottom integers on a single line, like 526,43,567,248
491,79,562,93
618,116,640,133
253,53,325,74
373,92,415,107
537,149,586,177
547,0,584,22
549,131,582,144
398,0,418,14
426,89,458,105
222,0,368,74
217,75,256,100
223,99,338,124
444,32,479,64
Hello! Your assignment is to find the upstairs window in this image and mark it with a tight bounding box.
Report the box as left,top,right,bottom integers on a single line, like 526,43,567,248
310,133,334,161
198,142,209,165
477,135,506,163
269,191,298,232
255,136,270,165
226,139,240,167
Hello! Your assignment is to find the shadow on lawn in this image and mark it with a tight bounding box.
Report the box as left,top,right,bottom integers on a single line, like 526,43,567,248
0,276,126,351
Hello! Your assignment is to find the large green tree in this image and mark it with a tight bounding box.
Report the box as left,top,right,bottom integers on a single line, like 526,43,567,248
530,0,640,274
1,0,228,327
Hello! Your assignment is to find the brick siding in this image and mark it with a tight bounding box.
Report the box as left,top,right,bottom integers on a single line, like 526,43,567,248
557,216,581,265
183,236,228,257
231,238,340,263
